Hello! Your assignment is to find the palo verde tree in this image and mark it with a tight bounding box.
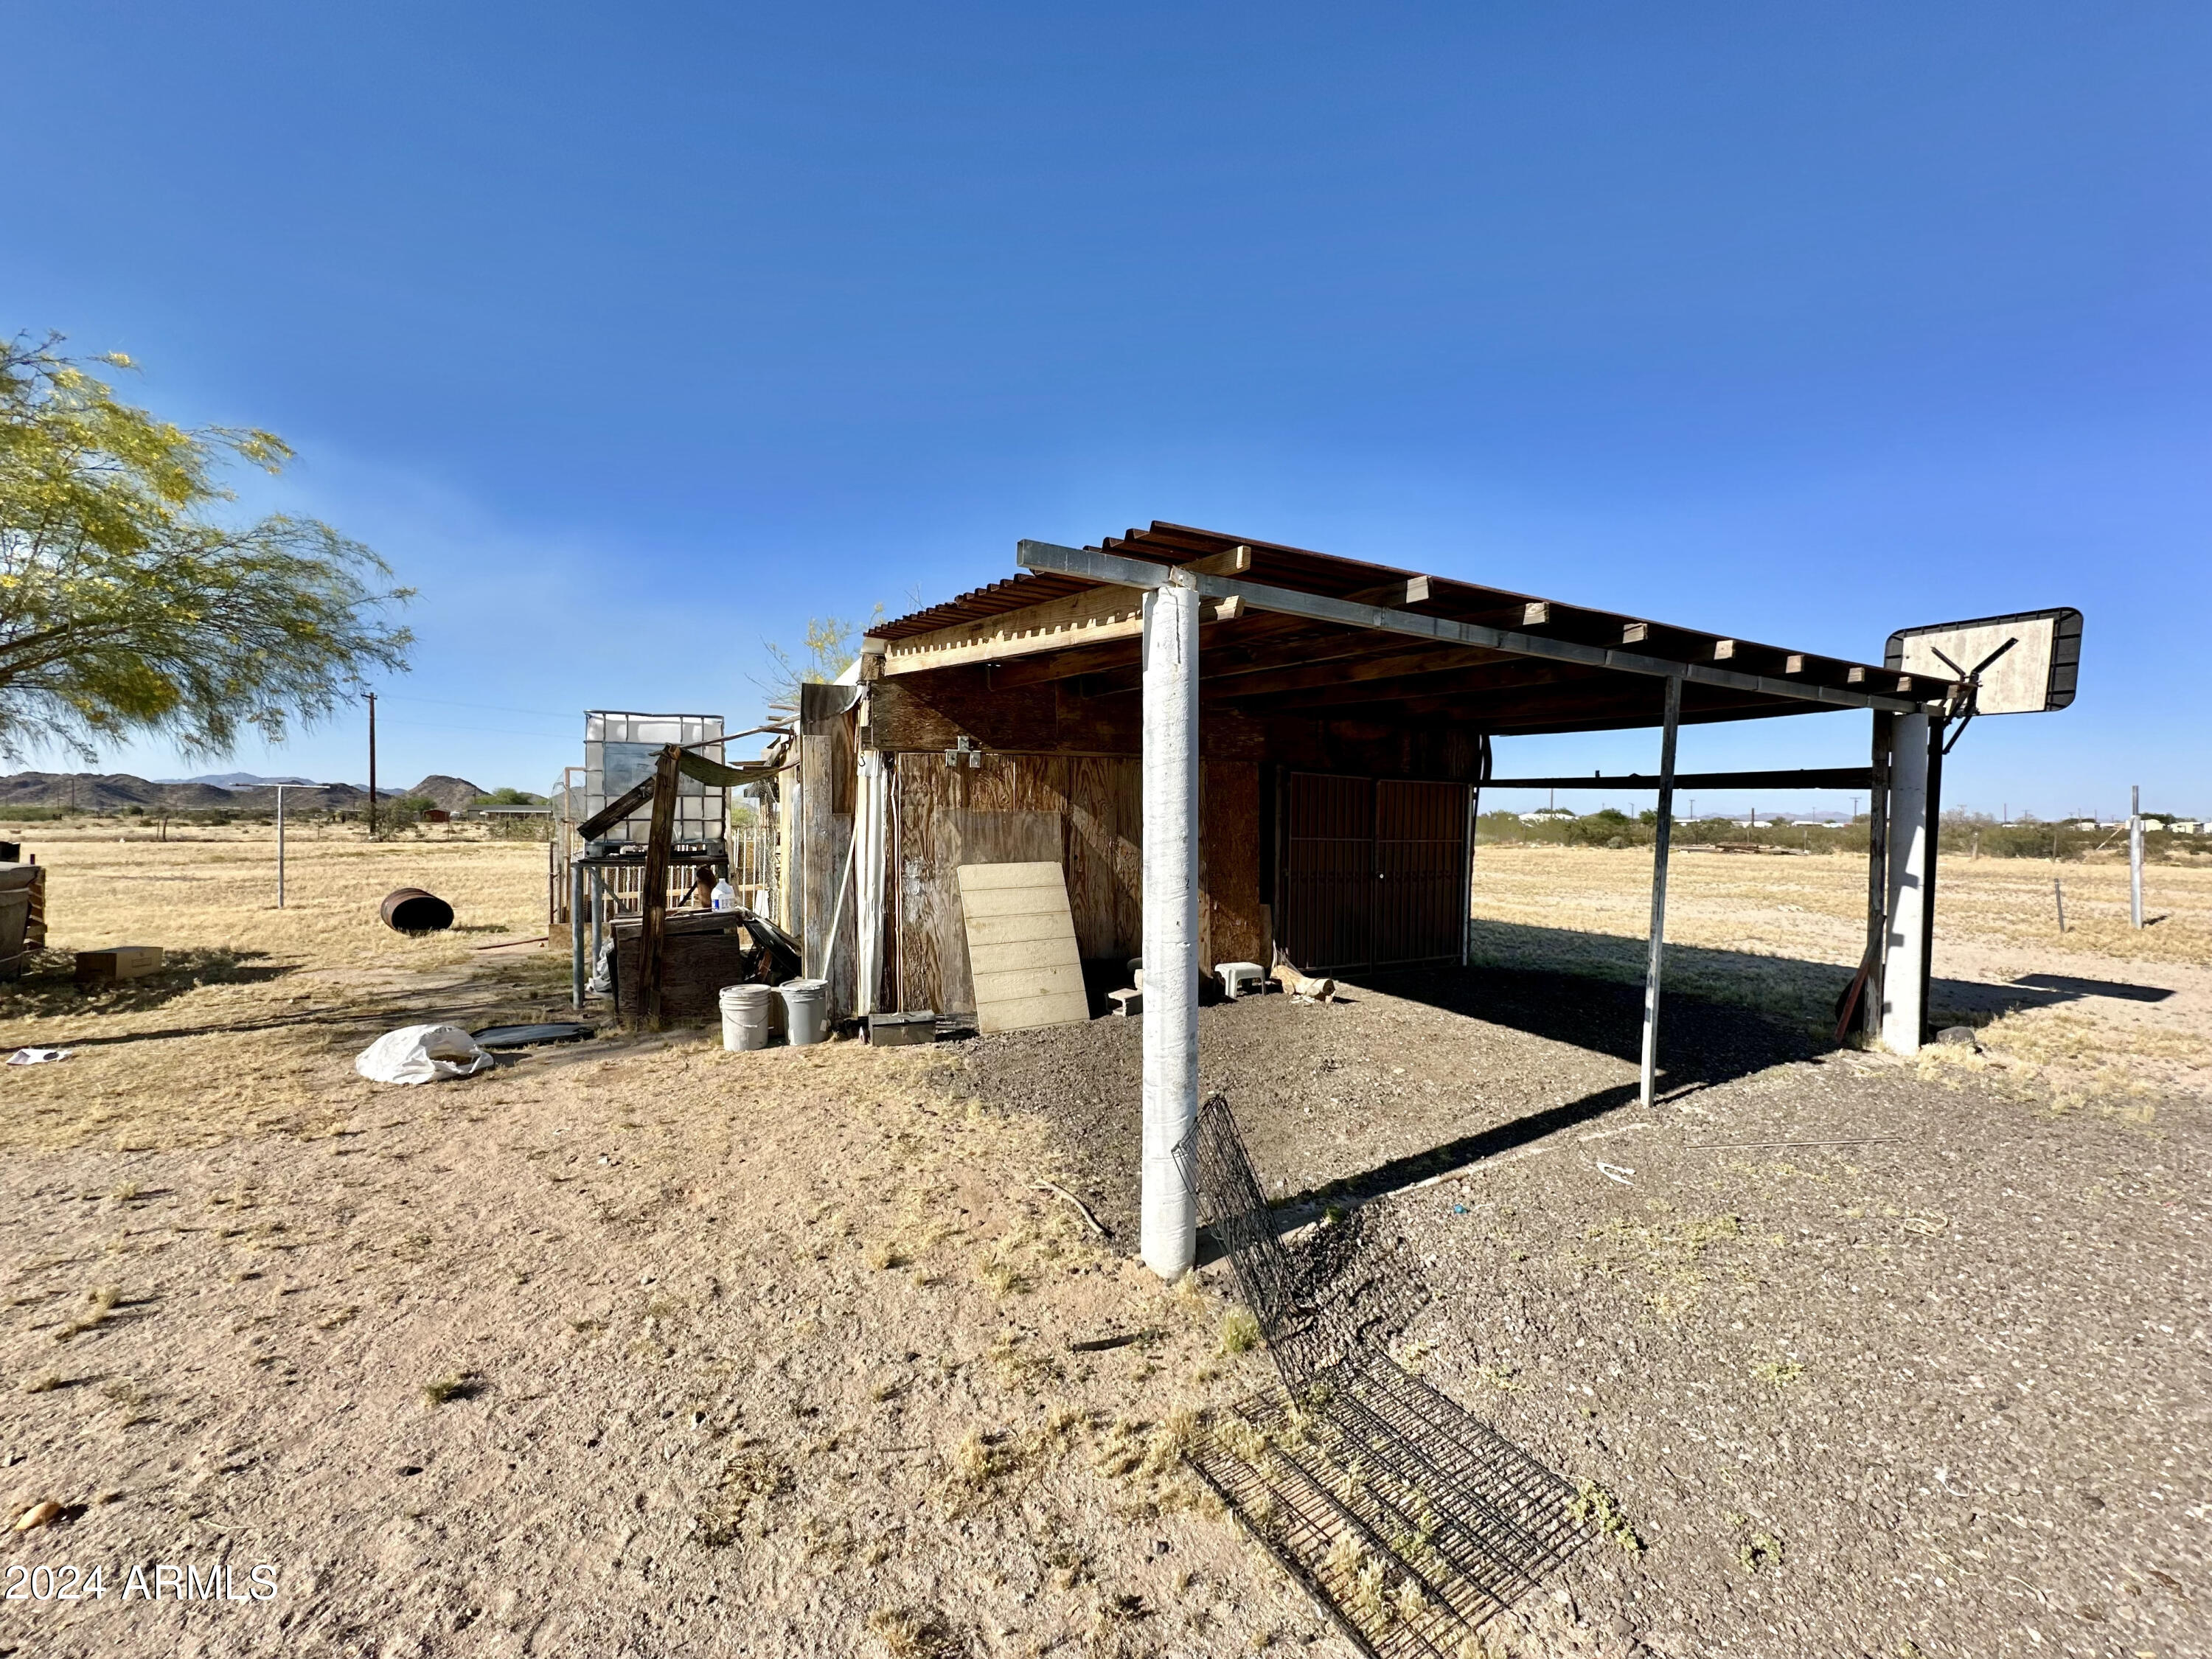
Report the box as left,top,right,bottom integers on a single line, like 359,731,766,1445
0,332,411,761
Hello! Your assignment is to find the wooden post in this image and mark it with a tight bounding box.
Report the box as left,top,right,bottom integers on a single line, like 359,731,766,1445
639,743,681,1031
1638,675,1681,1110
571,861,588,1009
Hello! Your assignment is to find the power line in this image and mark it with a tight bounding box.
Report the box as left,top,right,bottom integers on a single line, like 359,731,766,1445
372,693,577,720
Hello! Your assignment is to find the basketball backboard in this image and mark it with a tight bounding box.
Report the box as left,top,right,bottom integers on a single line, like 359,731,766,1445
1885,608,2081,714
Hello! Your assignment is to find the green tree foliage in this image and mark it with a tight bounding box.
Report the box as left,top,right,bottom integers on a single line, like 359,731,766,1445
471,786,547,806
0,333,411,760
758,605,885,712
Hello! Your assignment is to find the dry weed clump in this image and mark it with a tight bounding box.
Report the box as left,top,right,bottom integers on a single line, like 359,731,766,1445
54,1284,122,1342
1574,1209,1743,1320
1568,1478,1644,1554
866,1604,964,1658
697,1444,799,1546
420,1370,484,1406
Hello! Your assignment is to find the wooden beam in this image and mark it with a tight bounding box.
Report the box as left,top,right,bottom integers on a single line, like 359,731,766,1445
1217,657,1607,717
1072,619,1427,698
1184,544,1252,577
882,583,1242,677
638,743,681,1032
1197,641,1513,703
1343,574,1433,607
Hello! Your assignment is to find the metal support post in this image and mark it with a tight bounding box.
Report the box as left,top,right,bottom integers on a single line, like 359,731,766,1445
2130,785,2144,928
1638,675,1681,1110
1881,712,1933,1054
1860,714,1891,1040
1141,571,1201,1280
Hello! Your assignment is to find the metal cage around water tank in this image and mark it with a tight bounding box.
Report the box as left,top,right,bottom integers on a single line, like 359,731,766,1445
581,710,727,849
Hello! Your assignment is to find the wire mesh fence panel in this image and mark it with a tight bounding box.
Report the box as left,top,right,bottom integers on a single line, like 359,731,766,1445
1301,1354,1585,1603
1181,1094,1589,1654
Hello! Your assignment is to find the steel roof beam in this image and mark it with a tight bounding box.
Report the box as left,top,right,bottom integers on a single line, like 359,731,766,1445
1017,540,1933,717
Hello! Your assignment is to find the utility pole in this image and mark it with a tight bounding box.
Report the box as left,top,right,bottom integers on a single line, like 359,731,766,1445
2129,783,2143,928
366,692,378,838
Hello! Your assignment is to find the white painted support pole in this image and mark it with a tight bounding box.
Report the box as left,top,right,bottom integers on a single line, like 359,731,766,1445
2129,784,2143,929
1639,676,1681,1109
1880,711,1932,1054
276,785,289,908
855,748,888,1016
1141,572,1201,1280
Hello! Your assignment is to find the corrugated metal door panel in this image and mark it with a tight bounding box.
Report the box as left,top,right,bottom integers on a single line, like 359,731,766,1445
1375,780,1468,965
1283,773,1373,972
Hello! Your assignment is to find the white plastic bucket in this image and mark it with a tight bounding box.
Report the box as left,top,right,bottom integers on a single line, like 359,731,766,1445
720,983,777,1051
779,978,829,1047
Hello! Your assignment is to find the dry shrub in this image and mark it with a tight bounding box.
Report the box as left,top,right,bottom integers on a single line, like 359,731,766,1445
866,1604,964,1658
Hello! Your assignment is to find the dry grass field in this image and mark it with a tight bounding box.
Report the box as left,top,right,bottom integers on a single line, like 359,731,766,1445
0,821,2204,1658
1468,844,2212,1109
0,821,557,1153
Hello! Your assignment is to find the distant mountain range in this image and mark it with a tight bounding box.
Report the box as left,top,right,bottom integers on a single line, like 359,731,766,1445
153,771,323,787
0,771,488,814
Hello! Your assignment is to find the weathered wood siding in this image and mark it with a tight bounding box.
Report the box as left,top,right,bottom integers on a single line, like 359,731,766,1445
890,751,1267,1018
798,684,859,1015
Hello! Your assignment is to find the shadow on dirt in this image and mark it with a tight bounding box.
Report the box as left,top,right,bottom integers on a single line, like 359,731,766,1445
1458,918,2174,1031
0,947,297,1020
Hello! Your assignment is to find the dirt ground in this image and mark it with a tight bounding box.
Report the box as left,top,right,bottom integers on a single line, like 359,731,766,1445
1,826,2207,1658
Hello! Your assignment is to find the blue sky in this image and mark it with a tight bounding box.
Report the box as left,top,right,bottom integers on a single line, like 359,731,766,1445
5,1,2206,818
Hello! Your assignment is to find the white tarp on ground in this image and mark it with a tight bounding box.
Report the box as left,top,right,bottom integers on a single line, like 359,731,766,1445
353,1023,496,1085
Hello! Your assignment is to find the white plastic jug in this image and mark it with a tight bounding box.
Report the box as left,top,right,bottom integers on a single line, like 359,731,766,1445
710,879,737,911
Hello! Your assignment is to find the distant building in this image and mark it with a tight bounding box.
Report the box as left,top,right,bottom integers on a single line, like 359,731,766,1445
1519,807,1576,825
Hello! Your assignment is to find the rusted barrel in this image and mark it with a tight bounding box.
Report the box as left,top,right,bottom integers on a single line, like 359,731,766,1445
380,888,455,934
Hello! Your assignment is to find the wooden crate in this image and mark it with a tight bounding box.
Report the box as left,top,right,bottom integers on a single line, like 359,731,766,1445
611,912,772,1025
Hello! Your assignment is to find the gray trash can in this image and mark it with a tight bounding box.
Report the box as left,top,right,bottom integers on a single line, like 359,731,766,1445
779,978,829,1047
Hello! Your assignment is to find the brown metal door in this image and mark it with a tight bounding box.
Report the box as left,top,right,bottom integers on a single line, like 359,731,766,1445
1281,774,1469,972
1282,773,1373,972
1374,779,1468,964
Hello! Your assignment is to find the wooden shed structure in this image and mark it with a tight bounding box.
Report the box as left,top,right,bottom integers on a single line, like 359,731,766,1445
787,521,1965,1275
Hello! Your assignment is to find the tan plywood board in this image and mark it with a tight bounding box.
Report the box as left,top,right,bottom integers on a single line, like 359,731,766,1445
956,861,1089,1034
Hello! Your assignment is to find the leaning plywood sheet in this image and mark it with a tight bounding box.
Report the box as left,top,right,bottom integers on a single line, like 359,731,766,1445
956,861,1089,1035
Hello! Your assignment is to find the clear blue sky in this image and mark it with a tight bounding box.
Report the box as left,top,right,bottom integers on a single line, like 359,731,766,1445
6,1,2206,818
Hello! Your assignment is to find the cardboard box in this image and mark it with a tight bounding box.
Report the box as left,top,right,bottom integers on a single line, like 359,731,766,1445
74,945,164,986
